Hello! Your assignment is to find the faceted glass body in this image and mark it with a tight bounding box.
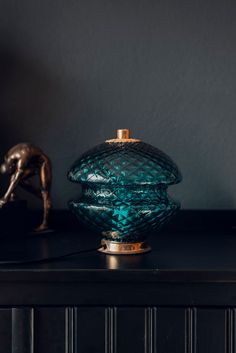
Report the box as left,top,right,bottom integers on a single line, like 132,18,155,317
68,140,182,243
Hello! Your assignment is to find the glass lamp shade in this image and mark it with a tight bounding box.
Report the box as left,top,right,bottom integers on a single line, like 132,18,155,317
68,129,182,254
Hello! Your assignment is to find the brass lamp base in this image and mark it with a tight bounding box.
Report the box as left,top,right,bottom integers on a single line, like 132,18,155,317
98,240,151,255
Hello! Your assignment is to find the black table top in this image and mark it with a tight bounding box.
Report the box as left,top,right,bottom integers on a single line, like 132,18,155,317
0,226,235,283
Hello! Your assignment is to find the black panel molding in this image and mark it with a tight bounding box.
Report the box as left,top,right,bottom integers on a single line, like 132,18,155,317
105,307,117,353
3,306,236,352
65,308,77,353
145,307,157,353
225,309,235,353
12,308,34,353
185,308,197,353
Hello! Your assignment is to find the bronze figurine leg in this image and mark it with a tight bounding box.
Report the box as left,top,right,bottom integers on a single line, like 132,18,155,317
36,160,52,232
0,169,24,206
19,168,52,232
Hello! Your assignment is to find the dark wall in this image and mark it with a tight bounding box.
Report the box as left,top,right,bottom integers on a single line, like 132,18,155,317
0,0,235,209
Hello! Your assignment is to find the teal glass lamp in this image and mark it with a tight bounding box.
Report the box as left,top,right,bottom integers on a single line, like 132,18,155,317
68,129,182,255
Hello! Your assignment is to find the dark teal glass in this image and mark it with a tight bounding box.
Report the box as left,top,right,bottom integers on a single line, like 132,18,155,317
68,134,182,247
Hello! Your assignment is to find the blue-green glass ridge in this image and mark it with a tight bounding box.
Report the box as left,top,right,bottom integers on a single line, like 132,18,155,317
68,142,182,186
81,184,168,205
68,183,180,242
69,197,179,242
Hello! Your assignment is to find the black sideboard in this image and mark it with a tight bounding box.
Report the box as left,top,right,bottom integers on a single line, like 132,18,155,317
0,210,236,353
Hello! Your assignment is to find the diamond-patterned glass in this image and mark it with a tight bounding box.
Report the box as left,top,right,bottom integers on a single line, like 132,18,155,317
68,141,181,243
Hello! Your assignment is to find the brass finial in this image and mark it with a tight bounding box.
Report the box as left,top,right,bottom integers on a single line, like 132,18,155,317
117,129,130,140
106,129,141,143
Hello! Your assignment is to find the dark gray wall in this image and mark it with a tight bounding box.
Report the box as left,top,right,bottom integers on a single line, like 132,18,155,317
0,0,235,209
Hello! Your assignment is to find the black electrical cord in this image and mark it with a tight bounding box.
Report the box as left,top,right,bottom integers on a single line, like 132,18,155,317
0,247,99,266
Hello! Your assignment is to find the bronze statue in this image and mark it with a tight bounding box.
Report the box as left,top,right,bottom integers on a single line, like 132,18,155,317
0,143,52,232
